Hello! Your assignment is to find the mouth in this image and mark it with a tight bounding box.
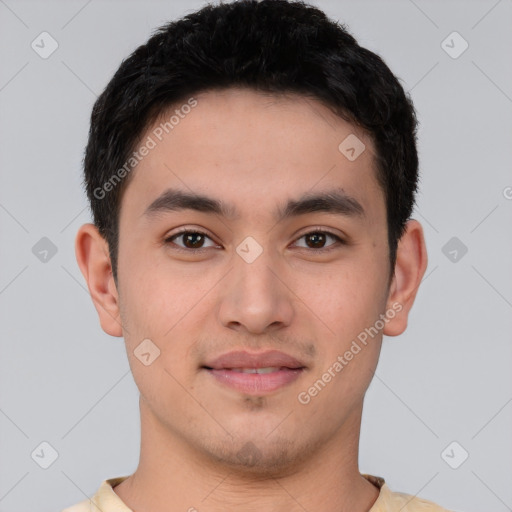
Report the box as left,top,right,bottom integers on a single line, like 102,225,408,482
202,350,307,395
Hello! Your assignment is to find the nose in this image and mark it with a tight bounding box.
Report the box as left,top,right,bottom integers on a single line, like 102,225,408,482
218,247,294,335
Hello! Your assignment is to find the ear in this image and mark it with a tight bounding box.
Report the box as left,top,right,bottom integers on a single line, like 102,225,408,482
75,223,123,337
383,219,428,337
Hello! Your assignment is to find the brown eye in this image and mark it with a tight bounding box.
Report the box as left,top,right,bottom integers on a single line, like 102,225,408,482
305,232,327,248
166,230,217,250
182,232,205,248
294,231,343,251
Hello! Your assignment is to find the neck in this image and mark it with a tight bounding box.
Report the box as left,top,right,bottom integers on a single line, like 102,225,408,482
113,397,380,512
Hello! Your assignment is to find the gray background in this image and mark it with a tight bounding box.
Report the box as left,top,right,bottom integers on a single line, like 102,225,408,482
1,0,511,511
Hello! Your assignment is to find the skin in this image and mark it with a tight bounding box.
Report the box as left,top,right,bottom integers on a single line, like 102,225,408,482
76,88,427,512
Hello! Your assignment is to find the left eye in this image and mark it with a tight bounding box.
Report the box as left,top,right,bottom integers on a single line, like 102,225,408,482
165,230,343,251
294,231,342,250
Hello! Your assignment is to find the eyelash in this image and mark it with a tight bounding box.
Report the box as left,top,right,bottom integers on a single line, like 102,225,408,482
164,228,345,254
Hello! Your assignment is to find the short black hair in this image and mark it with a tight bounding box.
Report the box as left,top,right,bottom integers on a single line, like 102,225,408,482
83,0,419,283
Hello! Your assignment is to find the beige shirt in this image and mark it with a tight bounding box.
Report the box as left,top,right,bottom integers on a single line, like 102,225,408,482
61,473,453,511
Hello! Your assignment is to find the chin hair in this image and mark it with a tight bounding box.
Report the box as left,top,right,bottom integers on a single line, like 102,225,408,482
201,437,315,479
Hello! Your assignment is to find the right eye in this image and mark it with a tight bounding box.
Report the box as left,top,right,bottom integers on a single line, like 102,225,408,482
164,229,220,252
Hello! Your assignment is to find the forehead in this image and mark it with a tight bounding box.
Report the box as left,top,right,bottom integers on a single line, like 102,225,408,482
120,87,385,224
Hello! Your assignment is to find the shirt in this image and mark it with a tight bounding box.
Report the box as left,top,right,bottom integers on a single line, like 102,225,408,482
61,473,454,511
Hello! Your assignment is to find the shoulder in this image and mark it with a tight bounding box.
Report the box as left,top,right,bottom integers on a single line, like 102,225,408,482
378,483,455,511
363,474,454,512
61,499,95,512
60,475,131,512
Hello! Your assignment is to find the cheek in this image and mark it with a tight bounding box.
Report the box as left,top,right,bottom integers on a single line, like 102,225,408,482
117,272,200,411
297,257,389,332
117,243,180,334
117,251,213,372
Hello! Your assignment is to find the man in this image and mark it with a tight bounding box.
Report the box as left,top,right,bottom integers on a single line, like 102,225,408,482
64,0,452,510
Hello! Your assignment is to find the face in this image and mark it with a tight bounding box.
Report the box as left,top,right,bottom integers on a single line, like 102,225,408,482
96,88,404,473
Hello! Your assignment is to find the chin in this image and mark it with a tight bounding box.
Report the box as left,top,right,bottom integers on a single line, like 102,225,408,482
196,432,316,478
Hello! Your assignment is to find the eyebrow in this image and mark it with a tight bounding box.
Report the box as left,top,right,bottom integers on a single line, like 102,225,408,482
143,187,365,222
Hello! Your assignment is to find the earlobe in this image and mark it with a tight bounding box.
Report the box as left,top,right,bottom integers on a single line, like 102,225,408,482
383,219,428,337
75,223,123,337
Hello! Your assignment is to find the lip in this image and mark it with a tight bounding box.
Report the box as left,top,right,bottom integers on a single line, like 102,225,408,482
203,350,306,370
202,350,307,395
206,368,304,394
